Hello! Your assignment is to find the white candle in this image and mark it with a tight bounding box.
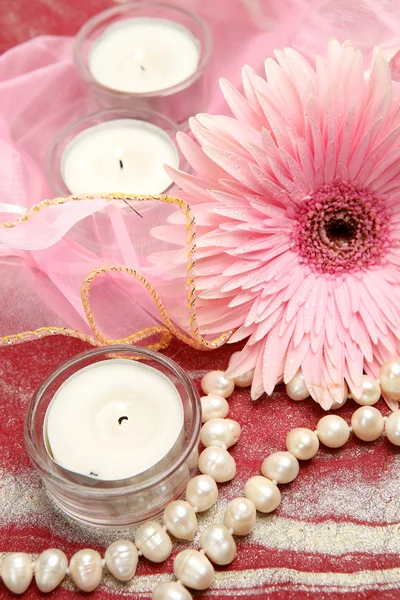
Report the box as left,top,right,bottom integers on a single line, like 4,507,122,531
89,17,200,94
45,359,184,481
61,118,179,194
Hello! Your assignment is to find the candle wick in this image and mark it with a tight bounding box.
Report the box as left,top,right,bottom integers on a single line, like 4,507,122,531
140,65,145,72
90,472,98,477
119,159,124,169
118,416,129,425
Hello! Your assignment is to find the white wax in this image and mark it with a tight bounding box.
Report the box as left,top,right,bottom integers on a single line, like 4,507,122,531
61,119,179,194
45,359,184,481
89,17,200,94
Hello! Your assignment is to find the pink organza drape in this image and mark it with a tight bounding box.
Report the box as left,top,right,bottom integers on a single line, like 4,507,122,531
1,0,399,346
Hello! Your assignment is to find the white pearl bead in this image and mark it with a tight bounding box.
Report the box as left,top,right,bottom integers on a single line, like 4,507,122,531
105,540,138,581
229,351,241,364
200,395,229,422
351,406,384,442
186,475,218,512
201,371,234,398
234,370,254,388
1,553,33,594
316,415,350,448
244,476,281,513
350,375,381,406
380,360,400,400
163,500,197,541
200,418,241,448
229,352,254,387
286,428,319,460
223,497,256,535
152,581,193,600
261,451,299,483
69,549,102,592
173,549,214,591
35,549,68,593
198,446,236,482
286,370,309,401
135,521,172,563
385,409,400,445
200,524,236,566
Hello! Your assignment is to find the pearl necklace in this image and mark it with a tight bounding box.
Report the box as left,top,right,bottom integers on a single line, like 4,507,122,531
2,357,400,597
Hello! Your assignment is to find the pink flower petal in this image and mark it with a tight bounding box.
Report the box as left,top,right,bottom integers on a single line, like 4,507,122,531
154,40,400,411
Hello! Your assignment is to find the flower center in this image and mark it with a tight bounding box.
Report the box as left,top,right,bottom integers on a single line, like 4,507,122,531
324,214,356,244
292,179,392,275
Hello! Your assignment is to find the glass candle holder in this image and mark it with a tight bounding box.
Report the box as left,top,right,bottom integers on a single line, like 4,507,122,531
74,2,213,128
47,107,182,198
24,346,201,527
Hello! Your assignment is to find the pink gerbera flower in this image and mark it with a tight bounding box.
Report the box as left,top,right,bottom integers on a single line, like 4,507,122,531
155,39,400,410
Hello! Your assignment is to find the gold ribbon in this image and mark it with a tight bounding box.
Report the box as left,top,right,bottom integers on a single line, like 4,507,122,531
0,193,233,351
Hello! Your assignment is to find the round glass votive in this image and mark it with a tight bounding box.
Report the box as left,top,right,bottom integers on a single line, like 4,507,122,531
74,1,213,127
47,107,182,197
24,345,201,527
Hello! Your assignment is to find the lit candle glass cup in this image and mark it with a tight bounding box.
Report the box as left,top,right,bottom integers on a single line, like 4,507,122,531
25,346,201,527
47,108,182,197
74,1,213,127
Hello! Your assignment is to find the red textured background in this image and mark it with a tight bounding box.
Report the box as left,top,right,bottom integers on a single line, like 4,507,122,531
1,2,400,599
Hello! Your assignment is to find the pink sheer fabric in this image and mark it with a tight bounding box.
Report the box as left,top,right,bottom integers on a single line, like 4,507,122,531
1,0,400,346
